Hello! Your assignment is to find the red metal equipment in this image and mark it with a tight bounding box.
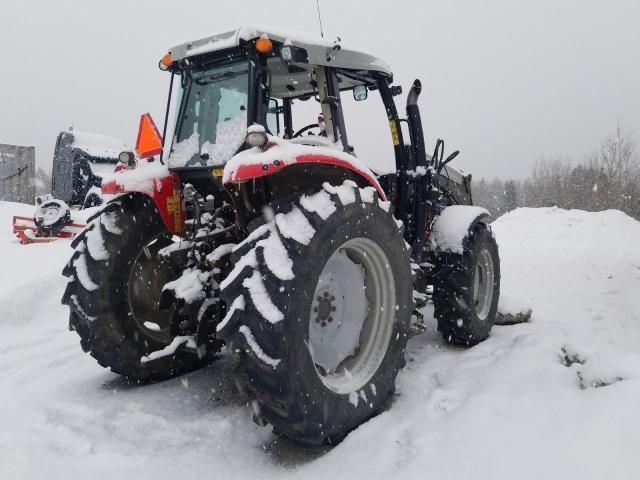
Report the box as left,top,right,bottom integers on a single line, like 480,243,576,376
12,215,86,245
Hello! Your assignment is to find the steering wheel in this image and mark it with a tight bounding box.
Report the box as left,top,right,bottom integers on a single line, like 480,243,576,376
293,123,322,138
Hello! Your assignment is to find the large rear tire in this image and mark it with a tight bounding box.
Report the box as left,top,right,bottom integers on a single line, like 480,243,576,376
217,182,413,445
434,224,500,346
61,197,207,382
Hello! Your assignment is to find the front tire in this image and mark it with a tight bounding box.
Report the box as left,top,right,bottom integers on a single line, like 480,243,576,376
218,183,413,445
434,224,500,346
61,197,207,382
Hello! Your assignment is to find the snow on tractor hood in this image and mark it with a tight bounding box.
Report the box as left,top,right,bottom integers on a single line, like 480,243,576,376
104,132,385,198
105,161,170,195
222,134,385,198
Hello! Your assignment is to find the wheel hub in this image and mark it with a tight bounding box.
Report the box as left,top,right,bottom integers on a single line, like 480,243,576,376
309,249,367,374
128,236,179,344
314,291,335,326
473,248,495,320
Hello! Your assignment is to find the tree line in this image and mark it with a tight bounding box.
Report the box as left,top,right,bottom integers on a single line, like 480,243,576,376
472,123,640,221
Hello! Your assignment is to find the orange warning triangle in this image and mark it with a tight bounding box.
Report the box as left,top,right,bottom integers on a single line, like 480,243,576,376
135,113,163,158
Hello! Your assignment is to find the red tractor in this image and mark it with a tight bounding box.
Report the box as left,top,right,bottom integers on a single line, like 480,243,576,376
62,26,500,445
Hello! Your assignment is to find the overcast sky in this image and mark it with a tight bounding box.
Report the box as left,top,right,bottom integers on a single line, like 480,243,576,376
1,0,639,179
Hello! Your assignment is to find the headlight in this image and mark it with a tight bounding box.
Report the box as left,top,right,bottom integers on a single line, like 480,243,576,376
245,130,268,148
118,151,137,167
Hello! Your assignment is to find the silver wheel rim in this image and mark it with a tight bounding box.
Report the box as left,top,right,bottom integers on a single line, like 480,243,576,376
308,238,396,394
474,249,495,320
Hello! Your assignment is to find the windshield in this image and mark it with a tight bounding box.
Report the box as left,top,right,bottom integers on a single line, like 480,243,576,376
169,59,249,168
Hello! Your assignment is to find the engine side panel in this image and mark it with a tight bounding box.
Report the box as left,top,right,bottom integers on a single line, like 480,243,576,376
101,172,185,235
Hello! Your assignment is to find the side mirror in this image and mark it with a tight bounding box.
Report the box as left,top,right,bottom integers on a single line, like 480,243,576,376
353,85,368,101
267,98,280,135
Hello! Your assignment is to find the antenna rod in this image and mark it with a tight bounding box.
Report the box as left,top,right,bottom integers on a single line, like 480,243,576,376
316,0,324,38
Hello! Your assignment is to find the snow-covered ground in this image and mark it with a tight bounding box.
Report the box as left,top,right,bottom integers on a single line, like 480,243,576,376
1,202,639,479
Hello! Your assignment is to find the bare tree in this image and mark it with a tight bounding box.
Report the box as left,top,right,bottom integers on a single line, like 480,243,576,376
471,122,640,220
503,180,518,212
594,121,639,182
529,157,572,208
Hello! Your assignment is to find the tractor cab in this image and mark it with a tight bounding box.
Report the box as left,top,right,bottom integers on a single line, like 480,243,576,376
157,26,471,234
161,27,399,173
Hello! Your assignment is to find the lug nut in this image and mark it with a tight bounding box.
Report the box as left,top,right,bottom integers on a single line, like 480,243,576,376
317,296,322,301
328,316,333,322
330,295,335,301
313,306,318,312
324,292,329,298
331,306,336,311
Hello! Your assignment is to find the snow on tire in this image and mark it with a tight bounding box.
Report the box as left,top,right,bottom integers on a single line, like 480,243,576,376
61,196,207,382
217,181,413,445
33,198,71,233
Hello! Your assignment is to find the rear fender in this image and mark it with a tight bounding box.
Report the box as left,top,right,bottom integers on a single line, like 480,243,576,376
429,205,491,254
101,172,185,235
223,153,387,200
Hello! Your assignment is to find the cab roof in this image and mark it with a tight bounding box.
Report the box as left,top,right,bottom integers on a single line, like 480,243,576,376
168,25,393,77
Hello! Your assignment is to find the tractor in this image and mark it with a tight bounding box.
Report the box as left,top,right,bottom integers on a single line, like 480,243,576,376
61,26,500,445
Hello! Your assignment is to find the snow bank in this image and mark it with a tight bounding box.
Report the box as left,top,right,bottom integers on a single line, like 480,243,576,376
579,351,640,388
2,203,640,479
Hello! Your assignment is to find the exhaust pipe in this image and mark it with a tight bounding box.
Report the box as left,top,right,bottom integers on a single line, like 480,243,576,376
406,79,429,258
406,80,427,169
406,79,422,107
